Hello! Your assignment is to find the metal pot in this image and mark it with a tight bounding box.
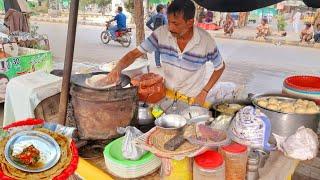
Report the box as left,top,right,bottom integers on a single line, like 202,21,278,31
138,102,154,125
212,99,252,117
252,93,320,143
70,72,138,140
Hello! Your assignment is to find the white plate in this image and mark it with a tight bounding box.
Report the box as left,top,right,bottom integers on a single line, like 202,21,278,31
99,58,148,72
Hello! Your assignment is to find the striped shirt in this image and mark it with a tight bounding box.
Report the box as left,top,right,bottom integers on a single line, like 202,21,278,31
138,25,224,97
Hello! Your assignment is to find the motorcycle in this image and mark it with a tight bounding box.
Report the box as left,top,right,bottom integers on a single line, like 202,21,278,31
100,21,132,47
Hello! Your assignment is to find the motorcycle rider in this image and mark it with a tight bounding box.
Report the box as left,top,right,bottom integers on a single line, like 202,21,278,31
107,6,127,40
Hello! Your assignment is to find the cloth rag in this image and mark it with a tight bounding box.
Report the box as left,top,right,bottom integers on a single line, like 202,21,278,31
3,71,62,127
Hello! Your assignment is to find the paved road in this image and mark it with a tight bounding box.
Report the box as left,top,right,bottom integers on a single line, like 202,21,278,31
37,22,320,93
37,22,319,69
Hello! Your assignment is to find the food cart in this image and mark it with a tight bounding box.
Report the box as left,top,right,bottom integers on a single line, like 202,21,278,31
0,0,319,179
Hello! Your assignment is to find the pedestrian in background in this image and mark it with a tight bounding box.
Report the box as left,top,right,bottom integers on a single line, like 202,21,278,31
313,24,320,42
223,13,235,36
292,10,302,33
313,9,320,37
146,4,168,68
300,23,313,42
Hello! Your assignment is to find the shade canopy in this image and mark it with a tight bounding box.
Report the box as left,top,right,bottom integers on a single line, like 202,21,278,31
193,0,320,12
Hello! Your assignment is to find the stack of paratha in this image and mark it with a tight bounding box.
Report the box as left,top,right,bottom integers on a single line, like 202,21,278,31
0,128,72,180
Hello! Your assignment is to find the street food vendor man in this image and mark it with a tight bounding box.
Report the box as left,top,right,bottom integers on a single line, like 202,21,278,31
99,0,236,107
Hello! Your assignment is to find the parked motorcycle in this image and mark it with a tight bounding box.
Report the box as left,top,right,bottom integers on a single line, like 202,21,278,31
100,22,132,47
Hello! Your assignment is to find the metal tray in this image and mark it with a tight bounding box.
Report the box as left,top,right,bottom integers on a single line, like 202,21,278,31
4,131,61,173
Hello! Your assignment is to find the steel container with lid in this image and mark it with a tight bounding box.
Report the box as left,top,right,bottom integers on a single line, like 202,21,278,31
246,149,260,180
193,150,225,180
220,143,248,180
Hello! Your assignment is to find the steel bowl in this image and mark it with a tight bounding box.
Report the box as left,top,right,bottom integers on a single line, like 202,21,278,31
155,114,187,130
211,98,252,118
252,93,320,143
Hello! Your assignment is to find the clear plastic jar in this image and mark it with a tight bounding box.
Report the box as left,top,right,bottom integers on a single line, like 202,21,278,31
220,143,248,180
193,150,225,180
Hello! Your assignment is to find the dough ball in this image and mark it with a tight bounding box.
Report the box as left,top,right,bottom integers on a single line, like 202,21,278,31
305,107,319,114
268,97,278,104
279,102,292,109
296,99,305,105
307,101,317,108
280,107,295,113
294,103,307,109
295,107,307,114
267,104,279,111
296,99,309,106
257,100,268,108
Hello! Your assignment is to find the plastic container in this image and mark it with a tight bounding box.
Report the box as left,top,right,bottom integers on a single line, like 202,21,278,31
284,75,320,92
160,158,192,180
283,75,320,105
193,150,225,180
220,143,248,180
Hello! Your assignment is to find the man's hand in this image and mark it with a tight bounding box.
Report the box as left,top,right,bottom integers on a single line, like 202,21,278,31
194,90,208,106
95,67,121,86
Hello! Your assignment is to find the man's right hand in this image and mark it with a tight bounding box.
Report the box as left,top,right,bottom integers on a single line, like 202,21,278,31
96,67,121,86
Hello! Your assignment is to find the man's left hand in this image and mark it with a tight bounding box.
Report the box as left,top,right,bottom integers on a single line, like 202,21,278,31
194,90,208,106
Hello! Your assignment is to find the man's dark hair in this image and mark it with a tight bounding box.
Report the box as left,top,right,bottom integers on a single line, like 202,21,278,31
156,4,164,13
118,6,123,12
306,23,312,28
167,0,195,20
262,18,268,23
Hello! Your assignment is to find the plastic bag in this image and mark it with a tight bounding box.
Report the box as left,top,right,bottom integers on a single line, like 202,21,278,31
229,106,272,150
117,126,147,160
274,126,319,160
43,123,76,138
211,115,233,131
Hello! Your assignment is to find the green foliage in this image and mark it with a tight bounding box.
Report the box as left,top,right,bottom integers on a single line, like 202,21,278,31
95,0,111,8
124,0,134,14
149,0,170,4
80,0,111,10
276,14,287,31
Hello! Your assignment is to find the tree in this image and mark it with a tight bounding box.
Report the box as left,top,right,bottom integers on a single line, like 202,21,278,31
239,12,249,28
124,0,134,14
79,0,111,15
276,13,287,31
96,0,111,15
133,0,147,59
79,0,93,11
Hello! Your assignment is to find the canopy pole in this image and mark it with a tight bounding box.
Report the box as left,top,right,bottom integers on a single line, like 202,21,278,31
58,0,79,125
